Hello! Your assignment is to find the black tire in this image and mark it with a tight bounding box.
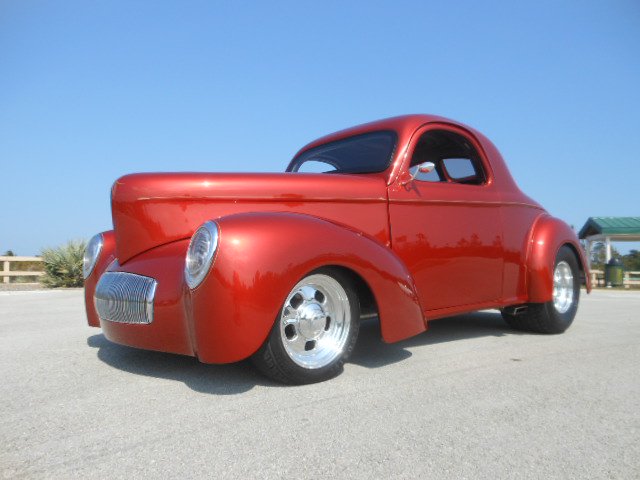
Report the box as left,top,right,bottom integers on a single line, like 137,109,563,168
252,268,360,384
502,246,580,334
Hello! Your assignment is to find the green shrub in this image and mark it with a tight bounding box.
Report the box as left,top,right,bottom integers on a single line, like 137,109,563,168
40,240,87,288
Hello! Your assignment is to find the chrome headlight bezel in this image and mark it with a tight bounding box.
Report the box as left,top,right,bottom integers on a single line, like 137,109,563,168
185,221,219,289
83,233,104,279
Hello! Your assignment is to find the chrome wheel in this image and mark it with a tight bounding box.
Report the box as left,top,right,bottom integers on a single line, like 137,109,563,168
279,274,352,369
553,260,574,314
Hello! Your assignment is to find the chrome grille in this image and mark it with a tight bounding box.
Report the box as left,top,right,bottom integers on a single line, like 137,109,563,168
94,272,157,324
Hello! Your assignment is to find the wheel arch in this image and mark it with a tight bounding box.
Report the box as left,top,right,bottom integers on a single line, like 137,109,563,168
527,214,591,303
562,242,588,289
318,265,378,318
189,212,426,363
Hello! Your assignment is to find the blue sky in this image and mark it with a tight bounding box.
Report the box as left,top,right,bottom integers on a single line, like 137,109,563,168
1,0,639,255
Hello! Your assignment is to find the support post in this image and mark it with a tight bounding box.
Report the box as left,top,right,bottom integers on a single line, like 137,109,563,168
3,260,9,284
605,237,611,264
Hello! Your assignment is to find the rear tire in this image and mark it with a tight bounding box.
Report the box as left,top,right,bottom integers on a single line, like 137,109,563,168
252,268,360,384
502,246,580,334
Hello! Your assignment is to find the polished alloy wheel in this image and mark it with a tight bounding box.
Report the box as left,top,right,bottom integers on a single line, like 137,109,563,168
279,274,351,369
552,260,574,314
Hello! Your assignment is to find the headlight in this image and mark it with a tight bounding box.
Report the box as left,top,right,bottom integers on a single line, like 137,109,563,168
83,233,104,279
185,221,219,289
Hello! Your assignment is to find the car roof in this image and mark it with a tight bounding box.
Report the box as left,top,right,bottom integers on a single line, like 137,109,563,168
289,114,541,210
294,114,453,155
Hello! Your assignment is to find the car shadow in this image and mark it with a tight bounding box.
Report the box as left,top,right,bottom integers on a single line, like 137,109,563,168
87,334,275,395
87,310,519,394
350,310,520,368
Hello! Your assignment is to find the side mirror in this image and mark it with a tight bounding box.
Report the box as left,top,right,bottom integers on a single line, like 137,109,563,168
408,161,435,181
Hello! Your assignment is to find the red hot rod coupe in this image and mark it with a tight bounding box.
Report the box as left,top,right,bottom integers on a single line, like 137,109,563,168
83,114,590,384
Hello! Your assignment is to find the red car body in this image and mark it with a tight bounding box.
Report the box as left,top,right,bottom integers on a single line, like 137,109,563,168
84,114,590,365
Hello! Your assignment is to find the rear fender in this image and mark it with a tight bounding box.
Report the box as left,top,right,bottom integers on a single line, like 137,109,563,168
527,214,591,303
191,212,426,363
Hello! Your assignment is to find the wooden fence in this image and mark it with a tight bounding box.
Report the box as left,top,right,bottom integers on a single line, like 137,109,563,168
1,256,639,288
589,270,640,288
0,256,44,284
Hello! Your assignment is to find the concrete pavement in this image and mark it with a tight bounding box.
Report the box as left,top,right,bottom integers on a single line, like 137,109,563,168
1,288,638,479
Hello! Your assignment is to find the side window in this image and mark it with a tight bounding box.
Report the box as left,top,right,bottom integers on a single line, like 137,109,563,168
442,158,478,182
409,129,486,185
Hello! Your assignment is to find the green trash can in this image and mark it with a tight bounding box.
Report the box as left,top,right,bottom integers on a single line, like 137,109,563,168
605,258,624,287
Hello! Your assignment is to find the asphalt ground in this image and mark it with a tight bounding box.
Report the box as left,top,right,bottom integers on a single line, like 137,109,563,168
1,288,638,479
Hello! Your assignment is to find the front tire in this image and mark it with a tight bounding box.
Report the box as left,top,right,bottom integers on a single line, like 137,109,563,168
502,246,580,334
252,268,360,384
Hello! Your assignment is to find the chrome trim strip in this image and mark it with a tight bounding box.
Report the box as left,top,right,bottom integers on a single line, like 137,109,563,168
94,272,157,324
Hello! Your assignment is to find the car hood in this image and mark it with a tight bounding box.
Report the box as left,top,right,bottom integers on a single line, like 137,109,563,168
111,172,389,264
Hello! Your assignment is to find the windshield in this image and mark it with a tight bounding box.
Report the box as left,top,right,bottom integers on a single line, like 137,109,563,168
287,131,397,174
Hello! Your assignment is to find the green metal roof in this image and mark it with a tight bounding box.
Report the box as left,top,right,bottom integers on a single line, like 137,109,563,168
579,217,640,239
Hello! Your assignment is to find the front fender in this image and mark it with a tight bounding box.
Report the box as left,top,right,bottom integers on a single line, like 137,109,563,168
527,214,591,303
191,212,425,363
84,230,116,327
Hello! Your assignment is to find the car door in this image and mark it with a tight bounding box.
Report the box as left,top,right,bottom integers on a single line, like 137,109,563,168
388,124,504,313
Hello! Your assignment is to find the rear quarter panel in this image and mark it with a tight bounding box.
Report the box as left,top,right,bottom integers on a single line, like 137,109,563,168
527,214,591,302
